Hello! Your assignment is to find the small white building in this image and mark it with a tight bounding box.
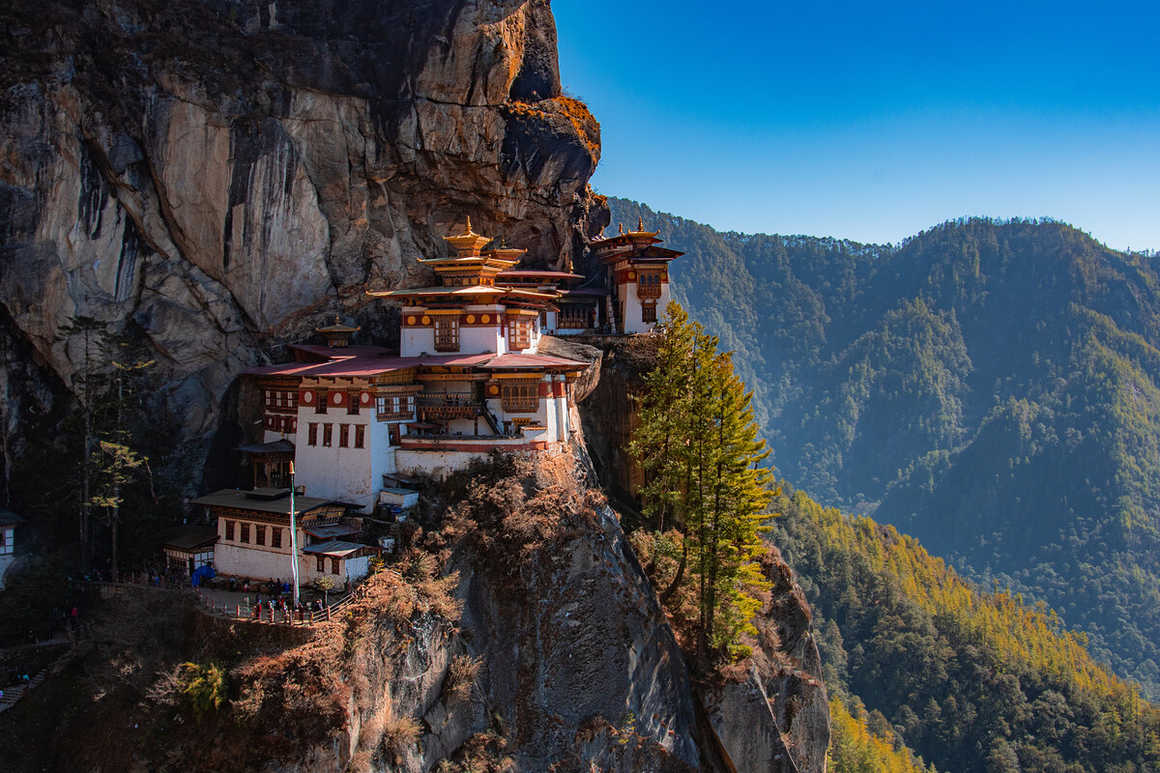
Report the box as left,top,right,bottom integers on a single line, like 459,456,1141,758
191,489,374,586
0,510,23,590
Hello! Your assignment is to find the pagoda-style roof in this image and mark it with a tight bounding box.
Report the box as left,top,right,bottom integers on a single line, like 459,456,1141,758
316,315,360,334
368,285,561,306
442,216,493,256
590,217,663,251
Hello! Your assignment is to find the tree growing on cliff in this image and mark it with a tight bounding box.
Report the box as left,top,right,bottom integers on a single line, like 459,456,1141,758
631,302,774,662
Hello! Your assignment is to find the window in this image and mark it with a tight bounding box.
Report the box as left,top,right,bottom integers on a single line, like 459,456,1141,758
501,381,539,413
377,394,414,421
347,390,360,415
331,557,341,575
272,528,282,549
316,556,325,572
355,425,366,449
339,424,350,448
264,390,272,407
308,423,318,446
434,317,459,351
323,424,333,447
286,391,298,410
315,390,327,414
642,302,657,323
225,520,235,541
274,391,283,408
255,525,265,546
240,523,250,544
510,318,532,350
637,270,663,299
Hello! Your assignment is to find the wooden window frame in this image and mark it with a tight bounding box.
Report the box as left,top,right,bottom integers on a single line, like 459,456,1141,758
240,523,250,544
255,525,265,546
323,424,333,447
510,318,532,350
330,557,341,575
271,528,282,549
316,556,325,572
641,302,658,323
339,424,350,448
225,520,235,541
501,381,540,413
355,424,366,449
347,391,360,416
308,423,318,446
315,390,328,414
434,317,460,352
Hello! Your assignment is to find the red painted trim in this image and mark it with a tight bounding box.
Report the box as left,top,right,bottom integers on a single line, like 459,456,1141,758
399,440,551,452
538,382,551,397
552,381,565,397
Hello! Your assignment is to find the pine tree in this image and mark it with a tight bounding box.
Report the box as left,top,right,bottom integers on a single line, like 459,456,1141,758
632,301,775,663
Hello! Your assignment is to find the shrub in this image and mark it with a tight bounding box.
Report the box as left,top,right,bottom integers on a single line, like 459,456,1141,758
444,654,482,703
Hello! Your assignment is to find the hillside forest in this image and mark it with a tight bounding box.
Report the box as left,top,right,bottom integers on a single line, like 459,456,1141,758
608,197,1160,700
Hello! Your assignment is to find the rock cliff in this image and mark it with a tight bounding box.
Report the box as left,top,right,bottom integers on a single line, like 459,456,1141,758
0,0,606,486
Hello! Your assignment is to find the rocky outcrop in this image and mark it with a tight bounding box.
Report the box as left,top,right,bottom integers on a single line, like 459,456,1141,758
0,0,606,488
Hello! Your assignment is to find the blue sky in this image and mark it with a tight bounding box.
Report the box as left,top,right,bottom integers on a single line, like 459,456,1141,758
553,1,1160,249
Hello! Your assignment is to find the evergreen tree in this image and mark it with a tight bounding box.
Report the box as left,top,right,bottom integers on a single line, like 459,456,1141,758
632,301,774,663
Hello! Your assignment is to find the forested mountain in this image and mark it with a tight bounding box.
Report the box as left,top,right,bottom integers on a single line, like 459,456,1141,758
773,485,1160,773
607,197,1160,696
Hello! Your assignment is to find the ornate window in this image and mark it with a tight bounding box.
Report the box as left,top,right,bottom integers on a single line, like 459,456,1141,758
637,270,663,299
355,425,366,449
331,557,341,575
501,380,540,413
434,317,459,351
225,520,235,541
315,390,327,414
323,424,333,447
339,424,350,448
316,556,325,572
376,395,414,421
308,423,318,446
642,302,657,323
347,390,360,415
510,318,533,350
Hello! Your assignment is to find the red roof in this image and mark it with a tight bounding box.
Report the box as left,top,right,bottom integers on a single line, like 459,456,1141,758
246,351,493,378
479,353,588,370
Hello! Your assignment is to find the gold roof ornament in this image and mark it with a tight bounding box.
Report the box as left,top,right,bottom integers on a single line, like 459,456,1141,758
316,314,360,334
625,215,659,239
618,223,624,234
443,215,493,257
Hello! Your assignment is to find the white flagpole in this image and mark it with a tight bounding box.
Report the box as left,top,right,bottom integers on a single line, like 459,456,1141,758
289,461,300,607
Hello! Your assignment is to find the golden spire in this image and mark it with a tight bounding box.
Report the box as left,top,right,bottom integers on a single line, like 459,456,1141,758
618,222,624,234
443,216,492,256
637,216,644,231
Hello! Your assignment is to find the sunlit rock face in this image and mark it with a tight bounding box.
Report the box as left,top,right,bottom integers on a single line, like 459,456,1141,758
0,0,605,470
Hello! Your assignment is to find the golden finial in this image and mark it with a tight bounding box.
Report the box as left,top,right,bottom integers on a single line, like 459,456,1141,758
618,222,624,234
637,216,644,231
465,215,473,233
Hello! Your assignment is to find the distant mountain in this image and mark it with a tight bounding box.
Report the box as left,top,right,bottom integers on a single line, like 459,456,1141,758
608,197,1160,697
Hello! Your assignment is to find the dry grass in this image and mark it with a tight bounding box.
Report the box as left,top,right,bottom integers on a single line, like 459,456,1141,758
444,654,482,703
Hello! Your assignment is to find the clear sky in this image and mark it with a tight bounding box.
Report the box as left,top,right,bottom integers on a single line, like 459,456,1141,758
553,1,1160,250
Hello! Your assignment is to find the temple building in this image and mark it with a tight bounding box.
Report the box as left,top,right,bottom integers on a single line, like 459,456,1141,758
191,488,375,585
242,219,589,509
588,218,684,334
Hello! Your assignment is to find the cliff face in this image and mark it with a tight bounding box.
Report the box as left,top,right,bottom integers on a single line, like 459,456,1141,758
0,0,605,481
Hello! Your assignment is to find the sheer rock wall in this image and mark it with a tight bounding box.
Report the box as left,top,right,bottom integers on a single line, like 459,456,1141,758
0,0,605,482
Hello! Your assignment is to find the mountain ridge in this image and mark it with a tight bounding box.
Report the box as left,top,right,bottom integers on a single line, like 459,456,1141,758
607,196,1160,697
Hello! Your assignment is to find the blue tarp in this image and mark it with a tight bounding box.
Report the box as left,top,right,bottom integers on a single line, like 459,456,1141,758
191,564,216,587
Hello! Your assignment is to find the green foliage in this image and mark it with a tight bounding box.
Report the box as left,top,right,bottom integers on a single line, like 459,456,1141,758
771,485,1160,773
611,197,1160,697
828,696,935,773
630,303,773,663
178,661,227,719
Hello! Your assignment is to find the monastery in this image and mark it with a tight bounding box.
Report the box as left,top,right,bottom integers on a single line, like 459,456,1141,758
191,218,682,585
